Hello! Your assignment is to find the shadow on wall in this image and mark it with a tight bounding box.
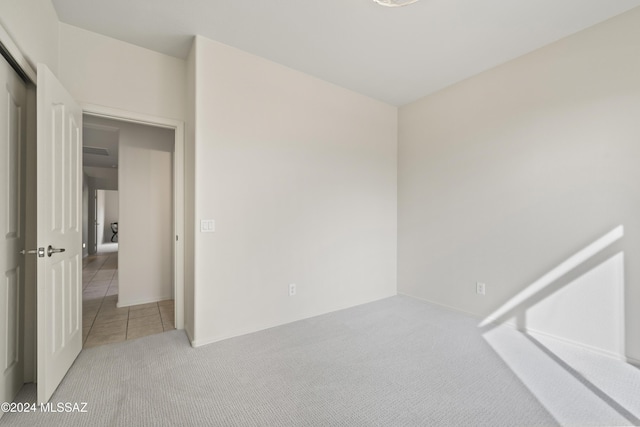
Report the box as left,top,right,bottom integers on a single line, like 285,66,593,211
479,225,640,425
479,225,625,358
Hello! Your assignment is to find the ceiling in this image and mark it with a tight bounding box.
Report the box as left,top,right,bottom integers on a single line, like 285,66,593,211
83,120,119,169
52,0,640,106
83,116,119,187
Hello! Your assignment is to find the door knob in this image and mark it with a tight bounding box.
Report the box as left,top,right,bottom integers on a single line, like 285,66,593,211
47,245,66,257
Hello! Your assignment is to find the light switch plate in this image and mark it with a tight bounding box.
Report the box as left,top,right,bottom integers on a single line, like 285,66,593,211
200,219,215,233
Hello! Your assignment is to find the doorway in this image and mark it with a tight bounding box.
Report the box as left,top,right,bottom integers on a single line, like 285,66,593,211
81,113,180,347
0,30,186,405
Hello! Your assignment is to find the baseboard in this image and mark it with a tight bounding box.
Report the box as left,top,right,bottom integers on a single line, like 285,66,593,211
190,317,316,348
191,292,396,348
191,329,261,348
397,292,484,320
525,328,625,361
184,326,195,347
189,318,320,348
397,293,637,365
117,295,173,308
626,357,640,367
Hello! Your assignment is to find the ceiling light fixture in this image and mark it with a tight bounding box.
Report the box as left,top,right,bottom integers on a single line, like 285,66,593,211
373,0,419,7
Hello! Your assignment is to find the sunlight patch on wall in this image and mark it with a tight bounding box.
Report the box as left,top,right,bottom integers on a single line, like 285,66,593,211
479,225,624,328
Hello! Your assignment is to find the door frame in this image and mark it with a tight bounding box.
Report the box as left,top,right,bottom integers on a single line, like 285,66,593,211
0,25,36,85
82,104,185,331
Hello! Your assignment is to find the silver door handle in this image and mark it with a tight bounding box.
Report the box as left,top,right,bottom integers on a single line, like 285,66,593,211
20,247,45,257
47,245,66,257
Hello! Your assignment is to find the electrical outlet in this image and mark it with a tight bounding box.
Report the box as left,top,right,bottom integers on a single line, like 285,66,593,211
476,282,486,295
289,283,296,296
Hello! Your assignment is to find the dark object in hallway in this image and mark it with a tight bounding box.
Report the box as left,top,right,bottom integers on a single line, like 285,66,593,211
111,222,118,242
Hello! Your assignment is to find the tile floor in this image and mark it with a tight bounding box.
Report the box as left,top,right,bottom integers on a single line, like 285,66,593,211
82,253,174,348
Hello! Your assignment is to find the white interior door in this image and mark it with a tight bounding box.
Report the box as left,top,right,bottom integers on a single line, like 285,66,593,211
36,64,83,404
0,53,27,412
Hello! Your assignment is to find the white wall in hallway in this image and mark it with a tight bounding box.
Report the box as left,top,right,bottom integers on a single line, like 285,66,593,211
103,190,119,244
96,190,105,248
95,189,119,251
84,117,175,307
119,124,174,306
82,173,89,257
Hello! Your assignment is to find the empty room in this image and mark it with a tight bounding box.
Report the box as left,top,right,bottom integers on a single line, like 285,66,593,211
1,0,640,425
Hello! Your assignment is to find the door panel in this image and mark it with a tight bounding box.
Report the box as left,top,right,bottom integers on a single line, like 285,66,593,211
52,104,66,233
5,270,19,364
37,64,82,404
0,55,26,412
68,115,80,233
51,261,64,352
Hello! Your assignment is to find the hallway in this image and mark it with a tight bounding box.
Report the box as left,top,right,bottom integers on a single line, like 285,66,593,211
82,253,174,348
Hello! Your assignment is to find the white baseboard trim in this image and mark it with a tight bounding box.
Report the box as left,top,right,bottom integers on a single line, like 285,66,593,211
184,326,195,347
191,292,396,348
117,295,173,308
525,328,624,362
397,292,483,320
191,325,280,348
626,357,640,367
397,293,640,365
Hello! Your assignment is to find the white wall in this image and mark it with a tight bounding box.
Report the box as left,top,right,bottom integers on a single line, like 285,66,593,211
0,0,59,74
398,8,640,361
87,187,96,254
526,249,624,357
82,173,89,257
84,167,117,191
106,118,174,306
191,36,398,346
58,23,186,121
95,189,119,250
102,190,118,243
96,190,105,248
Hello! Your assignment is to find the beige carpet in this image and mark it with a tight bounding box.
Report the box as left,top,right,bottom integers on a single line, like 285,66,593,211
2,296,639,426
